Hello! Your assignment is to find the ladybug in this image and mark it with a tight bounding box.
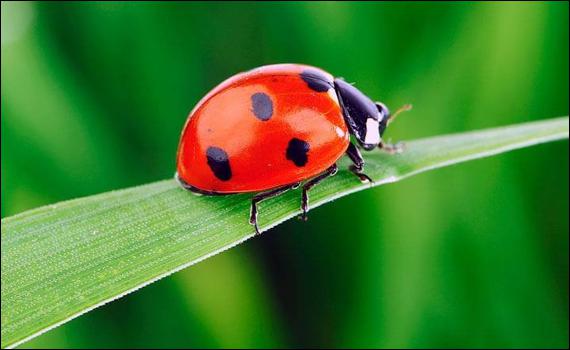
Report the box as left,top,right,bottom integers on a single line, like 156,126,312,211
176,64,410,235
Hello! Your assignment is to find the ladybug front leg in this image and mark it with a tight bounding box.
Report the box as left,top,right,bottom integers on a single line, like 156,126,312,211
300,164,338,221
378,140,405,154
250,182,300,236
346,143,374,183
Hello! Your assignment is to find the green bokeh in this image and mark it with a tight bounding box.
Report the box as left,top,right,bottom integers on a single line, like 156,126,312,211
2,1,568,348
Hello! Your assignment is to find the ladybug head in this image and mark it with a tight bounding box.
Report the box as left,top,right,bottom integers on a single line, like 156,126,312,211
376,101,390,137
334,79,390,151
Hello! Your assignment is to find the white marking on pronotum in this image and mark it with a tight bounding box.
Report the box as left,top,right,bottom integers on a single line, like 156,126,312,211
364,118,380,144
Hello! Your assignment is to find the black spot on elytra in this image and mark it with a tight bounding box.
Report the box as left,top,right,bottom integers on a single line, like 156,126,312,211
206,146,232,181
300,69,332,92
251,92,273,121
286,138,310,167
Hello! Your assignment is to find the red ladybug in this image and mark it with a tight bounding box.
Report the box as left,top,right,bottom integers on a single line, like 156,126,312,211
176,64,409,234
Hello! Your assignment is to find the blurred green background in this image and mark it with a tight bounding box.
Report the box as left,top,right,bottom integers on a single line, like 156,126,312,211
1,1,568,348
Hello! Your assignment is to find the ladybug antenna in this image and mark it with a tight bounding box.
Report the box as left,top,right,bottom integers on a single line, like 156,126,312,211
387,103,412,125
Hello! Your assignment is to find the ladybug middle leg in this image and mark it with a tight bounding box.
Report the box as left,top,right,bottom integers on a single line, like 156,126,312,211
250,182,300,236
346,143,374,183
300,163,338,221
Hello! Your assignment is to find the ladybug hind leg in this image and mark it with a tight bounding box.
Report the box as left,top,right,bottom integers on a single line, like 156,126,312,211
346,143,374,183
300,164,338,221
250,182,300,236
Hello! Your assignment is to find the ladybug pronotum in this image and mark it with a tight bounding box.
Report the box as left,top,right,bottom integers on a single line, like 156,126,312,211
176,64,410,235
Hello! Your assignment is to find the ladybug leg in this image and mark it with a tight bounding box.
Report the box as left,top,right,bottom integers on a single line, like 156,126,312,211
300,164,338,221
378,140,405,154
346,143,374,183
250,182,300,236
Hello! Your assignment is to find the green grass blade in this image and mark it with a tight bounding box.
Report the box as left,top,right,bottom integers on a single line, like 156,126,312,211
1,116,568,348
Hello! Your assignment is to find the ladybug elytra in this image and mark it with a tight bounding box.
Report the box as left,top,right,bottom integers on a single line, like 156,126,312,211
176,64,410,235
